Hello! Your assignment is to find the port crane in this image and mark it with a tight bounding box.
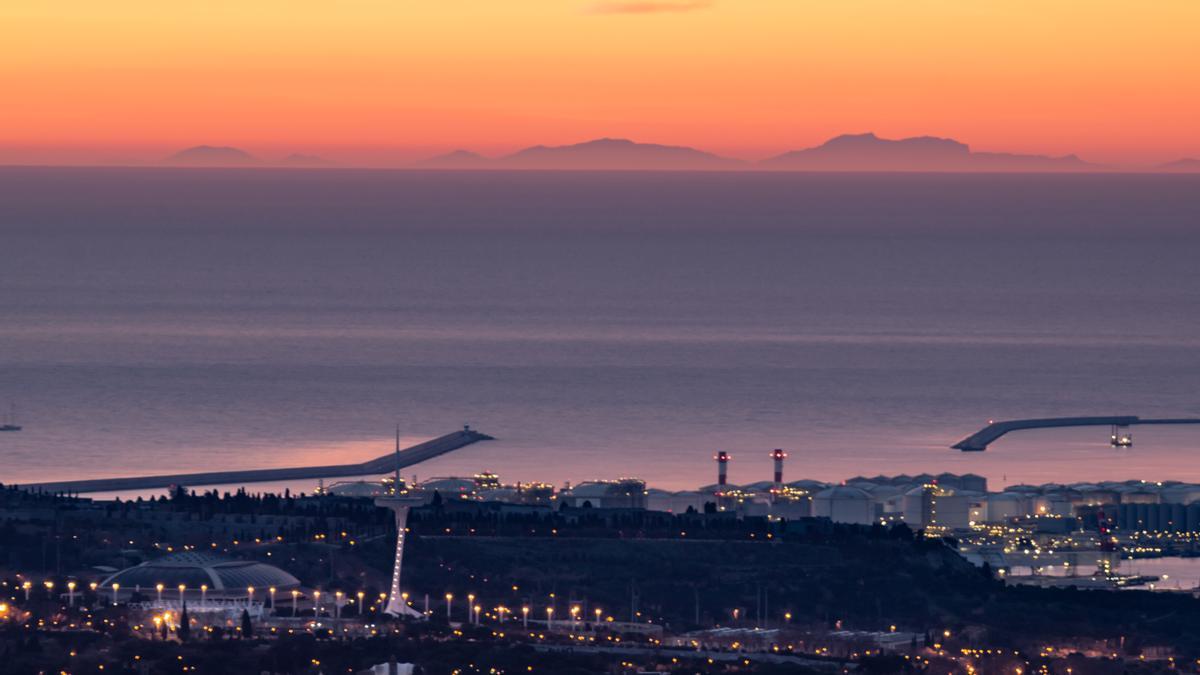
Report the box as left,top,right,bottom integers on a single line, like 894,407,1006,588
1109,424,1133,448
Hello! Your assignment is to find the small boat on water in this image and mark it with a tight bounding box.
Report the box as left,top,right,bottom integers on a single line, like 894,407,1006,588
1,404,21,432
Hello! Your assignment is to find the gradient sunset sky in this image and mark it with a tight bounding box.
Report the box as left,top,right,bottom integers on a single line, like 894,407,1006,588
3,0,1198,166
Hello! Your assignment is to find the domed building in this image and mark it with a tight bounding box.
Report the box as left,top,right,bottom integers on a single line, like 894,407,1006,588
98,552,300,601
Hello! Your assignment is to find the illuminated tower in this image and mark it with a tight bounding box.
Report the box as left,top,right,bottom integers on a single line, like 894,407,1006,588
374,427,425,618
770,448,787,493
714,451,730,494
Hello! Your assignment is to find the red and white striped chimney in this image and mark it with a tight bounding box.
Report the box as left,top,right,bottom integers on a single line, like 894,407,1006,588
770,448,787,489
714,451,730,492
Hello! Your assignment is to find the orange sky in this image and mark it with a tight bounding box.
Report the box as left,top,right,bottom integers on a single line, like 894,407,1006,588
2,0,1199,166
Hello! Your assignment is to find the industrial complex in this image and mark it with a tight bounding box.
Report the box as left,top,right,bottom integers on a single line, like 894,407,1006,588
7,421,1200,672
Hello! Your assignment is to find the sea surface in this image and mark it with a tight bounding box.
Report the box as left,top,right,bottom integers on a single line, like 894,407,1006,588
1,167,1199,494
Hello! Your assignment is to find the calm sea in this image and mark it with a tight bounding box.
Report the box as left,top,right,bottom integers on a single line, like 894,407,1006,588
2,167,1199,493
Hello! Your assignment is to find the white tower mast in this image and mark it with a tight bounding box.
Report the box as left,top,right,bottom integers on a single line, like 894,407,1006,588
376,424,424,618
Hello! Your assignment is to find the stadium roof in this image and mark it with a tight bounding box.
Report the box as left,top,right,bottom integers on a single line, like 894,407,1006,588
98,552,300,593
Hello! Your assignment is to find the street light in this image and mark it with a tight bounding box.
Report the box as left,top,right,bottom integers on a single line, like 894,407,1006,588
356,591,365,615
474,605,481,625
111,583,120,605
201,585,208,612
522,606,529,629
291,590,300,618
468,594,475,623
269,587,277,610
247,586,255,607
595,608,602,626
156,583,164,605
22,581,31,602
178,584,186,606
546,606,554,629
313,590,322,617
67,581,77,607
445,593,453,618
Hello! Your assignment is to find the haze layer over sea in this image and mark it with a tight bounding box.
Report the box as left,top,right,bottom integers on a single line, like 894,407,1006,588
2,167,1199,493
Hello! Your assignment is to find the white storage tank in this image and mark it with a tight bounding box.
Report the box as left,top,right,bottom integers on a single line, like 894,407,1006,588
902,484,971,530
1120,488,1160,504
1034,493,1077,517
812,485,875,525
985,492,1031,522
1161,486,1200,505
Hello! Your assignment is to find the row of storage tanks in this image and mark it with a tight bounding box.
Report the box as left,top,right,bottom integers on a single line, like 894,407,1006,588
811,479,1200,530
648,476,1200,532
1103,502,1200,533
352,472,1200,533
642,473,991,527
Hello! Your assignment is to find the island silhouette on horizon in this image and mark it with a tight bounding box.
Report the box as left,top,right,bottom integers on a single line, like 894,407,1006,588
167,146,331,167
156,135,1200,172
421,137,742,171
419,133,1099,173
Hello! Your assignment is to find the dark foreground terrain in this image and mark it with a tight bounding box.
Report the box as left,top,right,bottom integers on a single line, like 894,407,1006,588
4,488,1200,673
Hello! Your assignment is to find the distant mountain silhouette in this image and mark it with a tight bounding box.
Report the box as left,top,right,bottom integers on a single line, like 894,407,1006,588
168,145,258,166
418,149,491,169
419,139,740,171
280,153,332,166
501,138,740,170
762,133,1094,172
1159,158,1200,171
417,135,1103,172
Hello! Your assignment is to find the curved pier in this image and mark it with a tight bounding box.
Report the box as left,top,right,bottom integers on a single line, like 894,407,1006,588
21,428,494,494
952,416,1200,451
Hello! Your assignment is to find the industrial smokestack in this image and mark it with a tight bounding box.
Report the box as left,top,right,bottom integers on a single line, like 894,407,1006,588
770,448,787,488
714,451,730,492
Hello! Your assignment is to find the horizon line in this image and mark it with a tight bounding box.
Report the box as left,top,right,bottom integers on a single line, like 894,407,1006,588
2,160,1199,175
4,132,1199,171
